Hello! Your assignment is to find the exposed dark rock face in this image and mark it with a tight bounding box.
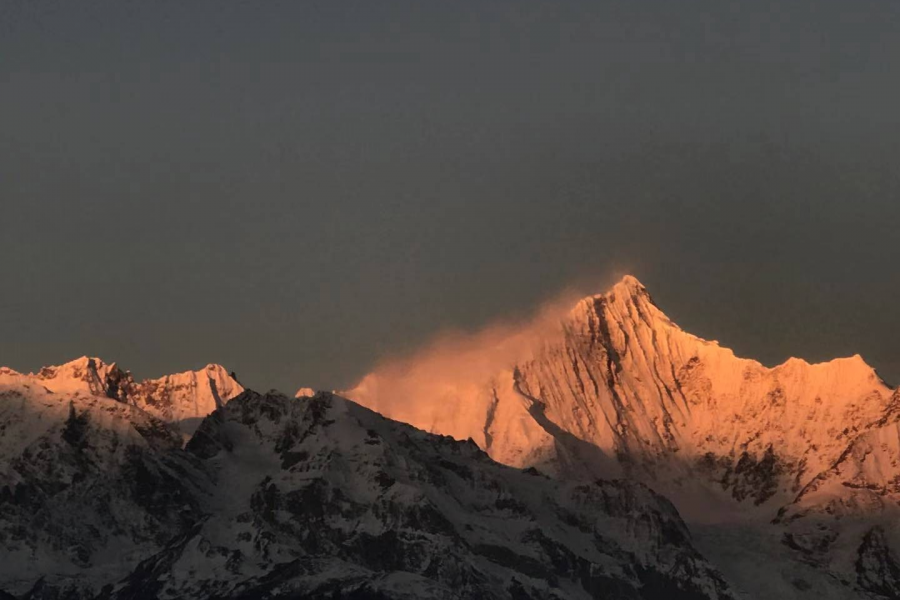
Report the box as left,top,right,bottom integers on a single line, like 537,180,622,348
856,528,900,599
697,445,787,506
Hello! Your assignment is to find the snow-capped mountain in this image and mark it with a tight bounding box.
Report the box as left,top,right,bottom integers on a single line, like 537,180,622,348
2,357,244,436
5,276,900,598
115,390,735,599
127,363,244,435
0,362,209,597
0,363,736,599
346,276,900,598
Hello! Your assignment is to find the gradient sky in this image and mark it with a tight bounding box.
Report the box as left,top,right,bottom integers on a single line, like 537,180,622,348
2,1,899,393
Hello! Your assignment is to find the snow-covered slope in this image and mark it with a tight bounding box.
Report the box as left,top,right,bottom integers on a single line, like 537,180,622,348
128,364,244,434
112,390,736,600
1,357,244,435
0,377,737,599
0,365,208,597
0,357,243,594
345,275,900,598
768,387,900,597
349,277,893,503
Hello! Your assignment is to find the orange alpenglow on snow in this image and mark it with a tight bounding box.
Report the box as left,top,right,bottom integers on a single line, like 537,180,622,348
0,357,244,438
344,275,895,518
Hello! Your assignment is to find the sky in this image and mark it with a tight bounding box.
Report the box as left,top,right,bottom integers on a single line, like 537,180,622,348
2,1,899,393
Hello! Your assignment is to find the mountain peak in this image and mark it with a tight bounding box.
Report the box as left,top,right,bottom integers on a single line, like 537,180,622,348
582,274,655,309
568,274,666,337
0,357,245,437
348,273,896,514
611,274,646,294
36,355,112,377
576,275,650,307
128,365,245,435
26,356,127,398
295,387,318,398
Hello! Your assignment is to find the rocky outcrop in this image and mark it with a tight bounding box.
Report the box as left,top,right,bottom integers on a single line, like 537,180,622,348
857,527,900,599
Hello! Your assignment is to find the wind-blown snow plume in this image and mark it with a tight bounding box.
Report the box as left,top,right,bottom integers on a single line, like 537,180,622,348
344,284,593,434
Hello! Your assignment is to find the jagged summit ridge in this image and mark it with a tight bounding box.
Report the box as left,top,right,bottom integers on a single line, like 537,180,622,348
0,357,244,431
346,275,894,503
130,363,244,431
572,276,879,374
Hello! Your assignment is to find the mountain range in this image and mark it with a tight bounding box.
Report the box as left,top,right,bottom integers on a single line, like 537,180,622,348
2,276,899,599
